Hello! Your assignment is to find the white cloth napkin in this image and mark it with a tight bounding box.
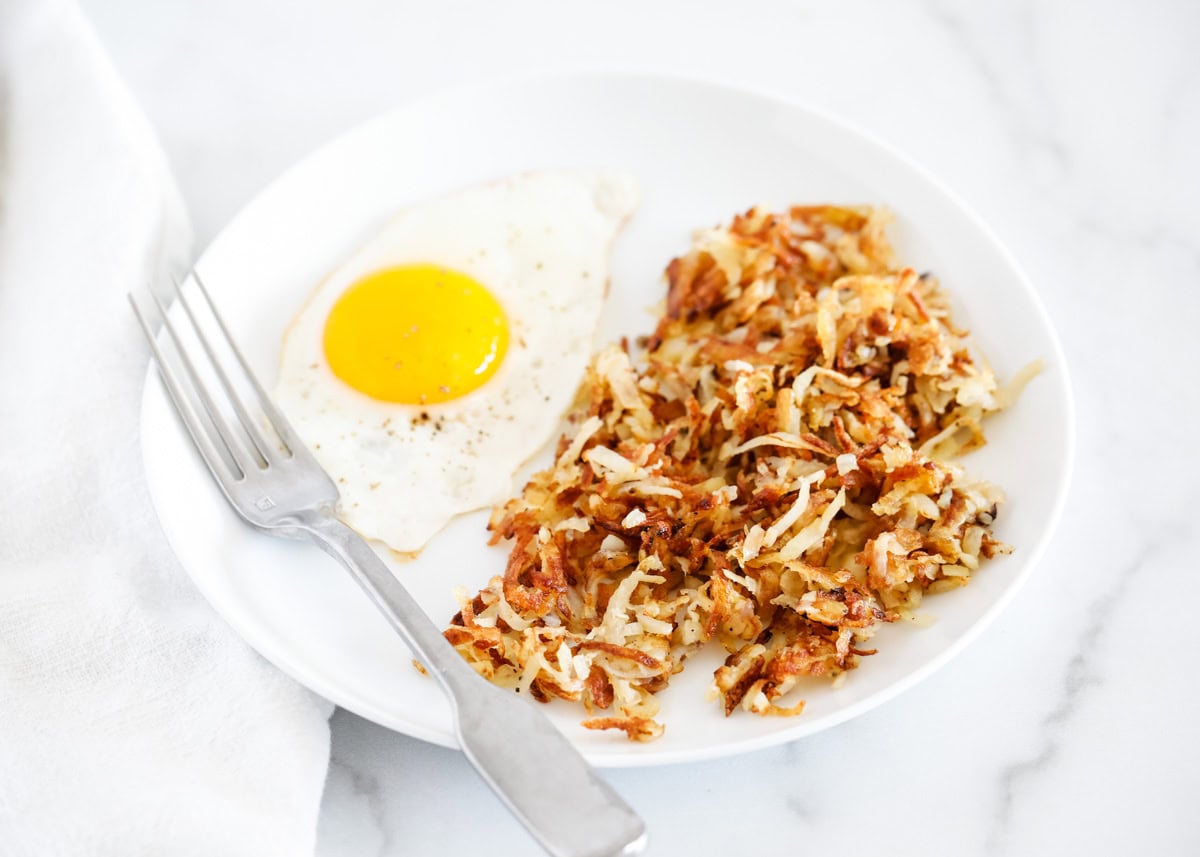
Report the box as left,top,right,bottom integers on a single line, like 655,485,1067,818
0,1,334,854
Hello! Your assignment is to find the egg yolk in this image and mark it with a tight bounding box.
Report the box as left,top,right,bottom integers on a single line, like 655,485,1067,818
323,265,508,404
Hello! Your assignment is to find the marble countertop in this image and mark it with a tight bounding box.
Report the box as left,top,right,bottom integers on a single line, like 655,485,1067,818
78,0,1198,853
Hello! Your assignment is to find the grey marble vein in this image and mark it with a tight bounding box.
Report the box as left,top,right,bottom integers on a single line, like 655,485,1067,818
986,567,1116,855
926,0,1070,170
337,758,391,857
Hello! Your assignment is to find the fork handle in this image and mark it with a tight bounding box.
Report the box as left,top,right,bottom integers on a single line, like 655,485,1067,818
299,515,647,857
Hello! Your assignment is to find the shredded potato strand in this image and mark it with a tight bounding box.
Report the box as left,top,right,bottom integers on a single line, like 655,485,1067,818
444,205,1023,741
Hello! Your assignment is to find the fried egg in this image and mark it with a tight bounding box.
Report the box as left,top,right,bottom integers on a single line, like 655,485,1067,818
274,169,639,553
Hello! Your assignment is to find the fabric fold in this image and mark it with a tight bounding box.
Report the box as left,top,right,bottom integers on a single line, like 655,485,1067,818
0,1,333,854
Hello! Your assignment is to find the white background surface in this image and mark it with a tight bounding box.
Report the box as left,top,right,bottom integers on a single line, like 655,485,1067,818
78,1,1199,854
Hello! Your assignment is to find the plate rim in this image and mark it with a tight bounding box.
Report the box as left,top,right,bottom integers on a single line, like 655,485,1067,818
139,69,1076,767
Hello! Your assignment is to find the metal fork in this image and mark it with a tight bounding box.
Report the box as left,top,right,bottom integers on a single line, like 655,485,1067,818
130,273,646,857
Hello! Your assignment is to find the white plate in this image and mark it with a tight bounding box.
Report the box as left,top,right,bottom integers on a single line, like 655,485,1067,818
140,72,1074,767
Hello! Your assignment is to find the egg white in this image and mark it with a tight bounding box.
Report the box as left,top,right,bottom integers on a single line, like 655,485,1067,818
274,169,639,553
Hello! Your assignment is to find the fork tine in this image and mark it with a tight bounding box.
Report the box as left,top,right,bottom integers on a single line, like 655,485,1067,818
129,294,243,483
189,270,306,459
171,275,274,467
147,286,257,477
